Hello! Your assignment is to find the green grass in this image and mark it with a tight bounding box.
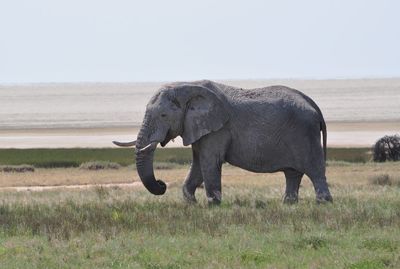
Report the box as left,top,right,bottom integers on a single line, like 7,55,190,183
0,148,192,168
327,148,372,163
0,180,399,268
0,147,370,168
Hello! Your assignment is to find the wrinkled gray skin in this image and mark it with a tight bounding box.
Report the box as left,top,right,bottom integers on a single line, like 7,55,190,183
113,80,332,205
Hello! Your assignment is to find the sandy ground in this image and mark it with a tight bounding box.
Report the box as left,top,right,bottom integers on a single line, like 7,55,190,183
327,121,400,147
0,127,142,148
0,121,399,148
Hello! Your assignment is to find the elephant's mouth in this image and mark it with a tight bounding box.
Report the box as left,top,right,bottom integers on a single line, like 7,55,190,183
160,129,174,147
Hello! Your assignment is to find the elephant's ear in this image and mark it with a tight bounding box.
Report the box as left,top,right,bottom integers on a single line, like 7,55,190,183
182,87,229,146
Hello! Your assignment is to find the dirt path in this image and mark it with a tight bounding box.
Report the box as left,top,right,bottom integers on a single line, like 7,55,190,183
0,182,145,192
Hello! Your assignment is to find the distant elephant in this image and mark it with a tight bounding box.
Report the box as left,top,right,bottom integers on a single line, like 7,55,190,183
113,80,332,204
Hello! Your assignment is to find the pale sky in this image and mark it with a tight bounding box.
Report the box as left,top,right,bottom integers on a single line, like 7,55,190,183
1,0,399,83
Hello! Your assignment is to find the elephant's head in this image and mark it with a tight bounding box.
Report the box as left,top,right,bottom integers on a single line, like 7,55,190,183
113,82,229,195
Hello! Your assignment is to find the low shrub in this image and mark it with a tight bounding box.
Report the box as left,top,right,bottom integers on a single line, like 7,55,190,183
0,164,35,173
79,161,121,170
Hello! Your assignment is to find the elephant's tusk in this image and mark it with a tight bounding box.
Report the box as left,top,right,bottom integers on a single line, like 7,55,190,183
112,140,137,147
137,141,158,153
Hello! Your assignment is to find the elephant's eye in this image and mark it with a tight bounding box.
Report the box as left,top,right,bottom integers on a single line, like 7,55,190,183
161,113,167,118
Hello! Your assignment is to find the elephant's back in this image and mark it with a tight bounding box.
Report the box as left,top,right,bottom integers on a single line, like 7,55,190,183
227,85,308,104
226,85,319,120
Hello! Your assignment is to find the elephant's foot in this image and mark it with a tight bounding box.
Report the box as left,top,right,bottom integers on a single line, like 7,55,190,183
283,193,298,204
207,197,221,206
316,192,333,204
207,191,221,206
310,177,333,204
182,186,197,203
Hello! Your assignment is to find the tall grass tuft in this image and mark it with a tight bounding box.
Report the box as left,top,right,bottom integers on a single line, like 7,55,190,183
369,174,400,187
94,186,110,199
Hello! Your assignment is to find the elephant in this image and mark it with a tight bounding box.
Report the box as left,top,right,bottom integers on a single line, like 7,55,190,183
113,80,333,205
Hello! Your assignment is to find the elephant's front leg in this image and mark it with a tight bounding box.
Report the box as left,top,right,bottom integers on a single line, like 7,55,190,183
182,152,203,203
198,152,223,206
190,129,230,205
200,161,222,205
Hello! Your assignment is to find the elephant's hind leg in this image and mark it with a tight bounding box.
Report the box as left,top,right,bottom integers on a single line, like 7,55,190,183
309,174,333,203
283,169,303,204
305,140,333,203
305,167,333,203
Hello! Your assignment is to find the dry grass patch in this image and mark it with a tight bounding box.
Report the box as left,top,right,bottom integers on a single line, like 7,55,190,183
0,166,190,188
1,162,400,192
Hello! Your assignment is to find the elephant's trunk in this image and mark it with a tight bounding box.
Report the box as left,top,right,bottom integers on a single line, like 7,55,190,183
135,142,167,195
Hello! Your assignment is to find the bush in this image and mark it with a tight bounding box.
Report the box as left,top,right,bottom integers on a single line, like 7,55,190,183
373,135,400,162
0,165,35,173
79,161,121,170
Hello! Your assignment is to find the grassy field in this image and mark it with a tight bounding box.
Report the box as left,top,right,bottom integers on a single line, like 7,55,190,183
0,147,371,168
1,161,400,268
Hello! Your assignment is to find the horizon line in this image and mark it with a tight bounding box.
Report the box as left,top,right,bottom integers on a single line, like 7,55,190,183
1,75,400,86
